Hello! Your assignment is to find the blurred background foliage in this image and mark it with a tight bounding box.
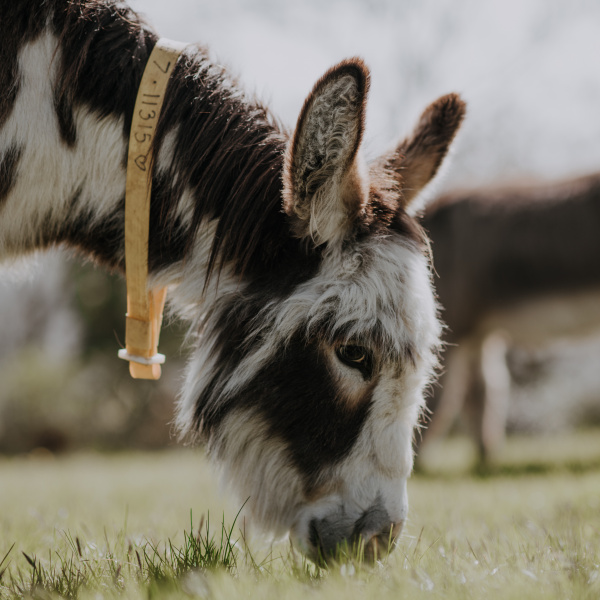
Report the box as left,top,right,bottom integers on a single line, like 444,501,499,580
0,252,187,453
1,0,600,455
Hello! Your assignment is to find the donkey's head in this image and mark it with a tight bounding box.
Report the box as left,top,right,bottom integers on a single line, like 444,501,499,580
177,59,465,561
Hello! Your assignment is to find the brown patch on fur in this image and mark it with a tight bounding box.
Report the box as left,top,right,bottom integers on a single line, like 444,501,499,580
341,160,368,219
0,1,50,128
54,92,77,147
0,146,22,206
304,477,342,503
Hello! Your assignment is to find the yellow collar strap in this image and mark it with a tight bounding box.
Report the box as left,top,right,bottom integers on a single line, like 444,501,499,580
118,38,187,380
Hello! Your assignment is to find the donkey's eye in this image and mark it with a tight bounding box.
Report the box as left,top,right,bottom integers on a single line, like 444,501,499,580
335,345,373,379
337,345,366,363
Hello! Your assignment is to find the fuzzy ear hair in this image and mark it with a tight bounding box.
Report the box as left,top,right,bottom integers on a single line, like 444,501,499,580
283,59,370,245
385,93,466,215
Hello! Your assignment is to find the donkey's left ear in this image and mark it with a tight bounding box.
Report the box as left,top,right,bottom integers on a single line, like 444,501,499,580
283,59,370,245
385,93,466,215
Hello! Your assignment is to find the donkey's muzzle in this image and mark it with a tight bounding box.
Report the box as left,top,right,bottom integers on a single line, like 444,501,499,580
308,501,403,563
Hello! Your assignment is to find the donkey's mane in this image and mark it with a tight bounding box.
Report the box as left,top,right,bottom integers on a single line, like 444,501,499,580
153,49,293,285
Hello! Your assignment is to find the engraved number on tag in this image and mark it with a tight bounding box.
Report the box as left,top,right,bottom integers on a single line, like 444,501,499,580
153,59,172,74
135,132,152,144
131,92,165,172
139,109,156,121
130,49,178,173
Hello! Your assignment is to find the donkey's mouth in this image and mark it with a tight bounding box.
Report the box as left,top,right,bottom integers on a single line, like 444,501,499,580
304,501,403,564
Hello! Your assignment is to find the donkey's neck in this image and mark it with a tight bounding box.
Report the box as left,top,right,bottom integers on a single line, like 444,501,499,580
0,1,311,312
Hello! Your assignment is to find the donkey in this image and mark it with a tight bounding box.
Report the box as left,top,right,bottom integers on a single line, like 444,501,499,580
0,0,465,560
420,173,600,461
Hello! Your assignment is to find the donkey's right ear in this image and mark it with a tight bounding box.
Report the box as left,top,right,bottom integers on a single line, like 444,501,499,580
283,59,370,246
384,93,466,215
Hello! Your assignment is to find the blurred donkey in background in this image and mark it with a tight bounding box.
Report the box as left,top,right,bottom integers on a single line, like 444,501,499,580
420,172,600,462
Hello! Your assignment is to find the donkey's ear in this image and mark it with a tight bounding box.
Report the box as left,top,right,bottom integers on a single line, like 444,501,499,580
386,93,466,214
283,59,370,245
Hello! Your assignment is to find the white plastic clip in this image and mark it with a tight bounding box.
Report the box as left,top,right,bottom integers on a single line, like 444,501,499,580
118,349,166,366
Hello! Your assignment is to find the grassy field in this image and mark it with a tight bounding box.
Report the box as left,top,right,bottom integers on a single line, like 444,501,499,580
1,431,600,599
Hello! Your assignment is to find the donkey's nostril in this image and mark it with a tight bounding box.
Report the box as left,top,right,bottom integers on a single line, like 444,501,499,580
360,520,404,561
308,518,321,551
351,502,394,540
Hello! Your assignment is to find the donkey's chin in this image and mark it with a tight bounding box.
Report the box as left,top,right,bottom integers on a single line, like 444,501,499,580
217,456,406,564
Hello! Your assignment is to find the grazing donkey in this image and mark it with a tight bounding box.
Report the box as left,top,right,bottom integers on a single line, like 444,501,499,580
421,173,600,461
0,0,465,560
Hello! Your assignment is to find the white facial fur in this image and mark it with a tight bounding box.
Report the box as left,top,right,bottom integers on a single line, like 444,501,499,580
185,232,442,548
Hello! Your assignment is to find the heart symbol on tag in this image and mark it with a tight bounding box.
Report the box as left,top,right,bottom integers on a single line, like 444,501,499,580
135,154,147,171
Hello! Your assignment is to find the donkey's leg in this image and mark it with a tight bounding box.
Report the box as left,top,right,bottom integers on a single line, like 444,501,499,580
466,330,512,463
420,341,474,449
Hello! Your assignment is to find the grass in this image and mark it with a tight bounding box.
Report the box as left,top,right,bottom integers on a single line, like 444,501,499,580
4,512,242,598
1,431,600,599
